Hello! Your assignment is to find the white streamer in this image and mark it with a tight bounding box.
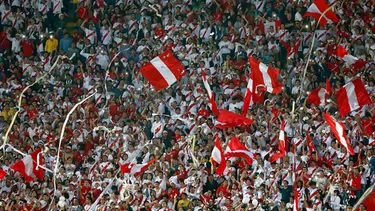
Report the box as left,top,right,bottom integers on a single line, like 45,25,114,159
52,91,97,199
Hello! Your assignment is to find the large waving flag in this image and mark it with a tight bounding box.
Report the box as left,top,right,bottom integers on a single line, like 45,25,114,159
225,137,253,165
10,149,44,182
140,50,186,91
119,158,157,177
303,0,339,26
249,57,283,94
323,113,355,155
336,45,367,70
335,78,372,117
202,72,220,116
210,136,226,175
0,169,6,180
306,79,332,106
269,121,286,163
215,110,253,129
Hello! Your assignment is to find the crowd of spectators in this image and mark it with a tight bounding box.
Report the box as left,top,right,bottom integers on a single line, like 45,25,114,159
1,0,375,210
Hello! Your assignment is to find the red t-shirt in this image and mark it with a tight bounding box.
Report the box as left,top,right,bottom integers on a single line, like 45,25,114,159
352,175,362,190
20,40,34,57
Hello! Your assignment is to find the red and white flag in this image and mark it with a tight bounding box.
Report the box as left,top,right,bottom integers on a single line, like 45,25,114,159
119,158,157,177
335,78,372,117
336,45,367,70
323,113,355,155
202,72,219,116
140,50,186,91
242,77,253,116
306,80,332,106
0,169,6,180
10,149,44,182
224,137,253,165
215,110,253,129
293,188,299,211
210,136,226,175
303,0,339,26
249,57,283,94
269,121,286,163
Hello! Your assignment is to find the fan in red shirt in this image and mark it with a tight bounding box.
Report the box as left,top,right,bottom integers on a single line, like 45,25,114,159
20,39,34,57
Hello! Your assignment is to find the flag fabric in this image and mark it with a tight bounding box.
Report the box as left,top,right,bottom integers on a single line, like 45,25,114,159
210,136,226,175
119,158,157,177
326,79,332,94
303,0,339,26
269,121,286,163
224,137,253,165
352,183,375,210
323,113,355,155
335,78,372,117
140,50,186,91
0,169,6,180
293,187,299,211
306,133,317,153
306,87,328,106
215,110,253,129
336,45,367,70
242,77,253,116
202,72,219,116
249,57,283,94
10,149,44,182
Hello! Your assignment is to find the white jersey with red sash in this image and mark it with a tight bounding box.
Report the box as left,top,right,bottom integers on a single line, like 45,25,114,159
303,32,313,46
99,161,113,173
85,28,96,44
315,29,328,42
100,28,111,45
52,0,63,14
1,9,12,25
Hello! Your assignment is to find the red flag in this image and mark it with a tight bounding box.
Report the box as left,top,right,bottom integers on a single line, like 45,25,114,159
10,149,44,182
306,87,329,106
140,50,186,91
303,0,339,26
224,137,253,165
294,187,299,211
269,121,286,163
202,72,219,116
210,136,226,175
242,77,253,116
306,133,317,153
0,169,6,180
336,46,367,70
326,79,332,94
335,78,372,117
215,110,253,129
323,113,355,155
119,158,157,177
249,57,283,94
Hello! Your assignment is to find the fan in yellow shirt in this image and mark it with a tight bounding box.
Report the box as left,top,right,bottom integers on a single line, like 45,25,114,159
44,35,58,53
177,193,191,209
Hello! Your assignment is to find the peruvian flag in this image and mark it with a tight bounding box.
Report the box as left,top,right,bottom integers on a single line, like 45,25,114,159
10,149,44,182
215,110,253,129
202,72,219,116
293,187,299,211
335,78,372,117
303,0,339,26
269,121,286,163
211,136,226,175
224,137,253,165
119,158,157,177
336,45,367,70
0,169,6,180
323,113,355,155
140,50,186,91
306,79,332,106
242,77,253,116
249,57,283,94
